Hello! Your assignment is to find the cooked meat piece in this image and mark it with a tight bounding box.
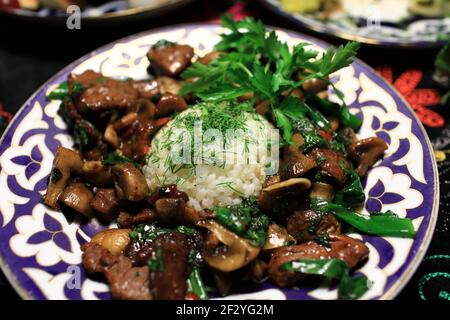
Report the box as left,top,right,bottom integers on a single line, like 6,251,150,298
348,137,388,177
118,208,157,228
309,148,350,185
91,188,119,218
68,70,101,91
117,115,155,162
111,163,149,201
157,76,182,95
287,210,341,243
268,235,369,287
155,198,186,225
148,232,191,300
70,70,139,111
147,184,189,205
60,182,94,217
268,242,331,287
329,234,369,268
156,94,188,116
147,44,194,77
132,79,160,99
124,241,154,267
82,242,151,300
106,257,151,300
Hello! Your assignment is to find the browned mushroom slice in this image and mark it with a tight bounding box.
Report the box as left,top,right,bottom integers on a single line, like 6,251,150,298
118,208,157,228
197,51,224,65
262,224,296,251
348,137,388,177
154,198,186,225
155,94,188,116
281,154,316,180
197,220,260,272
308,148,350,185
286,210,341,243
91,229,131,256
43,146,83,209
91,188,119,219
104,125,120,149
111,163,149,201
157,76,182,95
257,177,311,218
59,182,94,217
82,161,113,187
309,182,335,202
147,44,194,77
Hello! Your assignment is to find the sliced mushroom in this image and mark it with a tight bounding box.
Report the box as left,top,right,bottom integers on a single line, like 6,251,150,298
111,163,149,201
156,94,188,116
113,112,138,131
309,182,334,202
82,161,113,187
197,220,260,272
59,182,94,217
348,137,388,177
118,208,157,228
262,224,295,251
258,177,311,219
302,78,328,94
308,148,350,186
43,146,83,209
91,229,131,255
104,124,119,149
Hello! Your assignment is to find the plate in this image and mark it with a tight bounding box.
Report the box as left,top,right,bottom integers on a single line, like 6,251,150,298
0,24,439,300
258,0,450,48
0,0,197,25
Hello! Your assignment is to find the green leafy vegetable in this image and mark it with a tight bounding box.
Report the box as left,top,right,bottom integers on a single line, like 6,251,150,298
148,248,164,272
47,82,69,100
334,164,365,209
293,118,328,152
281,259,371,299
180,15,361,144
102,151,140,168
187,266,208,300
213,196,270,247
129,223,171,243
314,202,416,238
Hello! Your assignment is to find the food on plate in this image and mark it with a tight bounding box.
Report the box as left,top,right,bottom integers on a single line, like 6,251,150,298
409,0,450,17
44,16,416,300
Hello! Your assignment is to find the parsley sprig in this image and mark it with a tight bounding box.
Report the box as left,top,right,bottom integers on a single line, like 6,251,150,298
180,15,361,144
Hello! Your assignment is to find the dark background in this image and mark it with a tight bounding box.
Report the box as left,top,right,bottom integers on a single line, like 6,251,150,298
1,0,449,300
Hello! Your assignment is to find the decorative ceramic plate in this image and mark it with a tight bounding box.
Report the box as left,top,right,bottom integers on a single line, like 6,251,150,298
0,24,438,300
259,0,450,48
0,0,196,24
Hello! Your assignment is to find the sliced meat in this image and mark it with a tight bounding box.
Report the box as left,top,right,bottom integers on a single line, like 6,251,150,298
309,148,350,185
287,210,341,243
268,235,368,287
154,198,186,225
91,188,120,218
70,70,139,111
348,137,388,177
148,232,191,300
156,94,188,116
132,79,160,99
147,44,194,77
82,242,151,300
118,208,157,228
124,241,155,267
268,242,331,287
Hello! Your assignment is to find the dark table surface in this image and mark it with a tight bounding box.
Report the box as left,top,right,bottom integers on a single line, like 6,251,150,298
0,0,449,300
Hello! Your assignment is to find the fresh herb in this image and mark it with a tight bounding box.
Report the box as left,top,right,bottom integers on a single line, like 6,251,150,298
213,196,270,247
148,248,164,272
316,155,328,165
72,81,85,97
102,151,140,168
187,266,208,300
314,202,416,238
181,15,360,144
280,259,371,300
176,225,198,236
129,223,171,243
73,120,90,149
49,168,62,183
314,232,331,247
293,118,328,152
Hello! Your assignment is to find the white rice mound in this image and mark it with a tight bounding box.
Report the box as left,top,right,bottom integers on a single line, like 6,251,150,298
143,106,280,211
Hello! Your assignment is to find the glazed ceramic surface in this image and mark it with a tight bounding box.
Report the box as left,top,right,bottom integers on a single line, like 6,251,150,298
0,24,439,300
260,0,450,47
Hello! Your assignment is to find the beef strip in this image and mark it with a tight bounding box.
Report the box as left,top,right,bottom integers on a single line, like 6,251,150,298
268,235,368,287
147,44,194,77
287,210,341,243
91,188,120,218
81,242,151,300
118,208,157,229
